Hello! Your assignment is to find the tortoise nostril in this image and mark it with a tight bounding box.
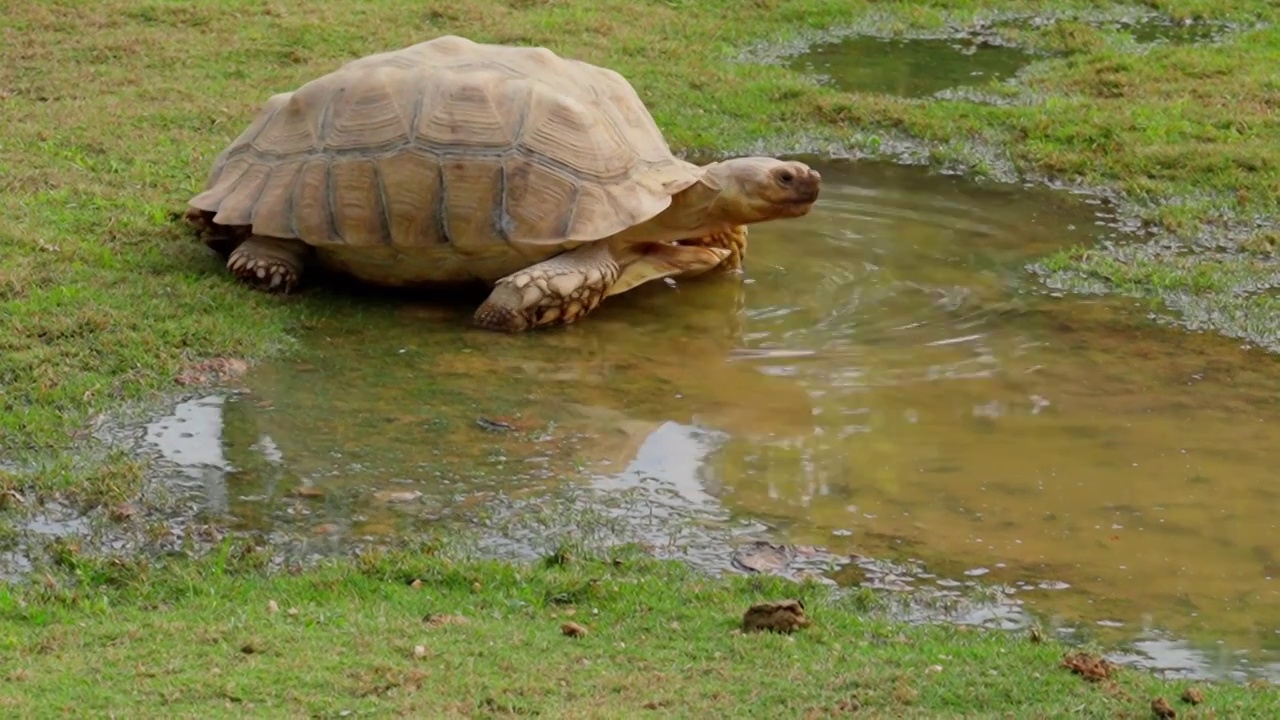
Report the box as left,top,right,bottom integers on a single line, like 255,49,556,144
779,170,794,184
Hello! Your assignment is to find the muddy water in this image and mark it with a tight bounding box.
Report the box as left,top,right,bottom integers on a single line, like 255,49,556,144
792,35,1034,97
143,159,1280,679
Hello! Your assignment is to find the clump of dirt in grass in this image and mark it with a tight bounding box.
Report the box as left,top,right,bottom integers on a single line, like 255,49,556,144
742,599,812,634
560,621,588,638
174,357,248,387
1180,687,1204,705
1061,651,1115,682
1151,696,1176,718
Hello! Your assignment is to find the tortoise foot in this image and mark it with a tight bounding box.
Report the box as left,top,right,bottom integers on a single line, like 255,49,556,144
226,236,309,294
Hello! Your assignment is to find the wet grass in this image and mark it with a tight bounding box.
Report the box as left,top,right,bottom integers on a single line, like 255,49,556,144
2,543,1274,717
2,0,1277,506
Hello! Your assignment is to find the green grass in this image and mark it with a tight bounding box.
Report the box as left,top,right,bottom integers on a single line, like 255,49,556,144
1,542,1273,717
2,0,1278,503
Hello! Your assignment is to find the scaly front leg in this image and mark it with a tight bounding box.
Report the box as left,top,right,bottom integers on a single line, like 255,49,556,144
473,242,621,332
676,225,748,278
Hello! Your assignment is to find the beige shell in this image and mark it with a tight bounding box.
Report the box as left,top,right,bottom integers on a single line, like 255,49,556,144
188,36,703,280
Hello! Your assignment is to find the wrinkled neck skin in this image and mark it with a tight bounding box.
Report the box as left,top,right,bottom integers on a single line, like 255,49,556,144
605,180,725,248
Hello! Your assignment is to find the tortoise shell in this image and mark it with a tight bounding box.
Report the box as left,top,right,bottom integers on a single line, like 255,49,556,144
188,35,703,273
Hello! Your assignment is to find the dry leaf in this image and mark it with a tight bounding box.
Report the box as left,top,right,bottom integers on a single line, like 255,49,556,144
424,614,469,627
561,622,588,638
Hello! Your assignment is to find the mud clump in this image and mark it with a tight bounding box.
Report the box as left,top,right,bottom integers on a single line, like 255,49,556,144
742,599,811,634
175,357,248,387
1061,651,1114,682
1180,687,1204,705
561,621,588,638
1151,696,1176,718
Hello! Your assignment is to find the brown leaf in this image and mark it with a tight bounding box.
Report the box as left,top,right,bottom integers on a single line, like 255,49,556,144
424,614,469,627
1152,696,1176,718
561,622,588,638
1180,687,1204,705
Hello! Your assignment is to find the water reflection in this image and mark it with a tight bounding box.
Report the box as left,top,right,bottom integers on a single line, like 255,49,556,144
791,35,1035,98
141,159,1280,679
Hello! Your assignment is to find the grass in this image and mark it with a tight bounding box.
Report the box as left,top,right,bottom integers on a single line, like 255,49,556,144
1,542,1274,717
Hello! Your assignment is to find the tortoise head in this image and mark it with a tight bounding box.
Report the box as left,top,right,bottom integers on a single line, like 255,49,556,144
700,157,822,225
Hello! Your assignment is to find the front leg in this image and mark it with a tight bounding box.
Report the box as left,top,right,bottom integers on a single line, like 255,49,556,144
676,225,748,278
473,242,621,332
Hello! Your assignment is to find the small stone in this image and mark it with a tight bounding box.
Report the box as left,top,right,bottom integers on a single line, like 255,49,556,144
412,645,427,659
561,622,588,638
372,490,423,504
287,608,299,617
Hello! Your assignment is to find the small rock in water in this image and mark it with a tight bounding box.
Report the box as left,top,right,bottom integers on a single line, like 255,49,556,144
731,542,791,574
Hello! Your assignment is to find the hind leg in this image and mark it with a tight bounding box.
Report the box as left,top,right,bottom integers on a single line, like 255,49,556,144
227,236,312,293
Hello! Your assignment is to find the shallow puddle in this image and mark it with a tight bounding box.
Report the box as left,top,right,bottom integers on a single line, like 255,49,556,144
1110,17,1233,45
791,34,1035,98
140,159,1280,680
790,16,1232,99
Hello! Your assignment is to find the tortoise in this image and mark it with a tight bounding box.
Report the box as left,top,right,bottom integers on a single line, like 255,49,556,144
185,35,822,332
